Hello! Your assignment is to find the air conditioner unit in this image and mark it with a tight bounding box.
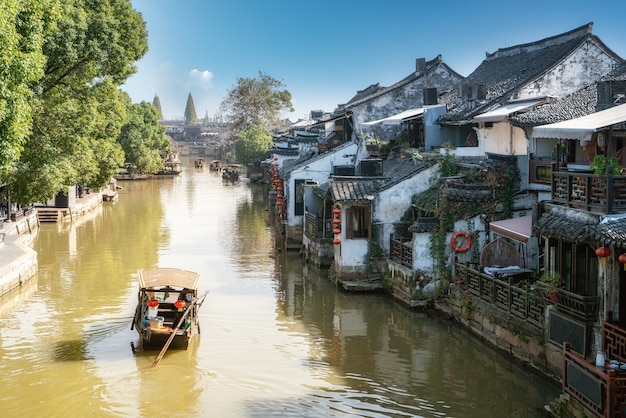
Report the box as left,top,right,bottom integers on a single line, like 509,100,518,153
360,159,383,177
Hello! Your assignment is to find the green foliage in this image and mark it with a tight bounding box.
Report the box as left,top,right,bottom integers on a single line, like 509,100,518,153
9,0,149,204
0,0,57,176
590,154,623,176
220,71,294,135
235,125,272,165
540,271,562,294
184,93,198,125
117,100,170,174
438,148,457,177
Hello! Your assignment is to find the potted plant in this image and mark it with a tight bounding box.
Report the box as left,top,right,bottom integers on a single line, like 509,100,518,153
590,154,623,176
540,271,562,303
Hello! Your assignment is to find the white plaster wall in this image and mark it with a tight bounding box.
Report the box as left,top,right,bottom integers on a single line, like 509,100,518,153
518,40,620,99
479,122,527,156
284,142,361,228
377,164,439,253
338,238,369,268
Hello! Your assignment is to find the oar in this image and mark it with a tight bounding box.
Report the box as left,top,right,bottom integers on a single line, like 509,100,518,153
150,291,208,368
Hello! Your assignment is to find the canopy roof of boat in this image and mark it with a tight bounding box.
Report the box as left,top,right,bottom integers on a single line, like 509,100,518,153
138,268,200,290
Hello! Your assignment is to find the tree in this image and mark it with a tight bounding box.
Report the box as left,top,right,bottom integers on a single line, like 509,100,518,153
220,71,293,135
117,100,171,174
184,93,198,125
235,125,273,165
152,94,163,120
0,0,57,176
10,0,148,204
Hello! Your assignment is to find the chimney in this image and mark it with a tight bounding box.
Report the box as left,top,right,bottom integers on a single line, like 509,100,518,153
415,58,426,75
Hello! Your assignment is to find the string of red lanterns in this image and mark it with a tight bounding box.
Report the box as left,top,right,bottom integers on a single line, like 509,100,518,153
332,206,341,246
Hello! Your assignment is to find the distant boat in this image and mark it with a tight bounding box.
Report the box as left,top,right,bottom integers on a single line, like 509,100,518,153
221,164,241,181
209,160,222,171
194,157,205,168
155,152,182,176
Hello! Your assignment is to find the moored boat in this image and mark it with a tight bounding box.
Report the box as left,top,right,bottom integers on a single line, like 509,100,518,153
194,157,205,168
132,268,206,350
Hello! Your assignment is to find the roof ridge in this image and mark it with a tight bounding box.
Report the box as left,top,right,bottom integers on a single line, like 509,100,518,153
485,22,593,61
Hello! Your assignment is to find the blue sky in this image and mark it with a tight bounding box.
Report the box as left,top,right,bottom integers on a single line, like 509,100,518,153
123,0,626,122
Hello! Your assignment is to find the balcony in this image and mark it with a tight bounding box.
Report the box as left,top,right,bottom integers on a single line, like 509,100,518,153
455,264,600,328
390,237,413,268
563,322,626,418
304,212,333,239
552,171,626,214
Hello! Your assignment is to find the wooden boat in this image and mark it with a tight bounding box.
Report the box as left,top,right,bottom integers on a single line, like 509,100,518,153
132,268,205,350
194,157,205,168
209,160,222,171
222,164,241,181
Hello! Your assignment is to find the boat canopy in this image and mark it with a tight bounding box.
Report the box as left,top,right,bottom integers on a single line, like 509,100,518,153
138,268,200,290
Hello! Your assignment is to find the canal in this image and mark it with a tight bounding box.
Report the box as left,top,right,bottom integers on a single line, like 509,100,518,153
0,157,560,417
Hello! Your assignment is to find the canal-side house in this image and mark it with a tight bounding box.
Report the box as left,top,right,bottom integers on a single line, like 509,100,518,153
438,22,622,168
338,55,463,153
303,155,438,289
275,140,367,250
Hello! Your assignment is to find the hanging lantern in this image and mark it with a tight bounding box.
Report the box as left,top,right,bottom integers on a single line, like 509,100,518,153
276,194,283,200
332,228,341,235
175,299,186,312
276,201,283,207
619,253,626,270
332,218,341,226
332,208,341,216
333,238,341,246
276,186,283,193
596,247,612,264
274,157,278,161
147,298,159,318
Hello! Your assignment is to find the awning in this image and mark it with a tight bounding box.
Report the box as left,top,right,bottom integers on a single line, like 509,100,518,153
472,100,545,123
489,215,532,243
531,103,626,141
362,108,425,126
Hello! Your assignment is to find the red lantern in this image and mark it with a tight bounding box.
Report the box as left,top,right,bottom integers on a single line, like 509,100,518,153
147,299,159,307
276,201,283,207
333,238,341,246
619,253,626,270
276,186,283,192
333,228,341,235
332,218,341,226
274,157,278,161
332,208,341,216
276,194,283,200
175,300,186,311
596,247,612,264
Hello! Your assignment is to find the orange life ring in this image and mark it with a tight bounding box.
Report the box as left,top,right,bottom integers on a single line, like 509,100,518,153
451,231,472,253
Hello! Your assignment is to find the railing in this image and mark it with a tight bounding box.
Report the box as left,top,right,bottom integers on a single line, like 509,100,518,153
563,334,626,418
552,171,626,214
390,237,413,268
456,263,546,329
304,212,333,239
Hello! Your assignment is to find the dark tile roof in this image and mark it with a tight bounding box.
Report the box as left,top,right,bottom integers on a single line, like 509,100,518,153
533,206,599,243
342,56,462,109
589,217,626,249
440,23,605,124
511,61,626,127
329,156,434,202
330,179,378,203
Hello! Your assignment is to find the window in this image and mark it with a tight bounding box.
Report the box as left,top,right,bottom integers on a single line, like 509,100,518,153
294,179,305,216
345,205,371,239
545,238,597,296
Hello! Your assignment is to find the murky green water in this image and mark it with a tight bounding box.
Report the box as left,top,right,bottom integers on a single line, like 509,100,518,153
0,156,559,417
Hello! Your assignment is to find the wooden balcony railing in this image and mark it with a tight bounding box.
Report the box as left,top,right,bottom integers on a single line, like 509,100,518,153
456,263,546,329
304,212,333,239
390,237,413,268
563,322,626,418
456,263,600,328
552,171,626,214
